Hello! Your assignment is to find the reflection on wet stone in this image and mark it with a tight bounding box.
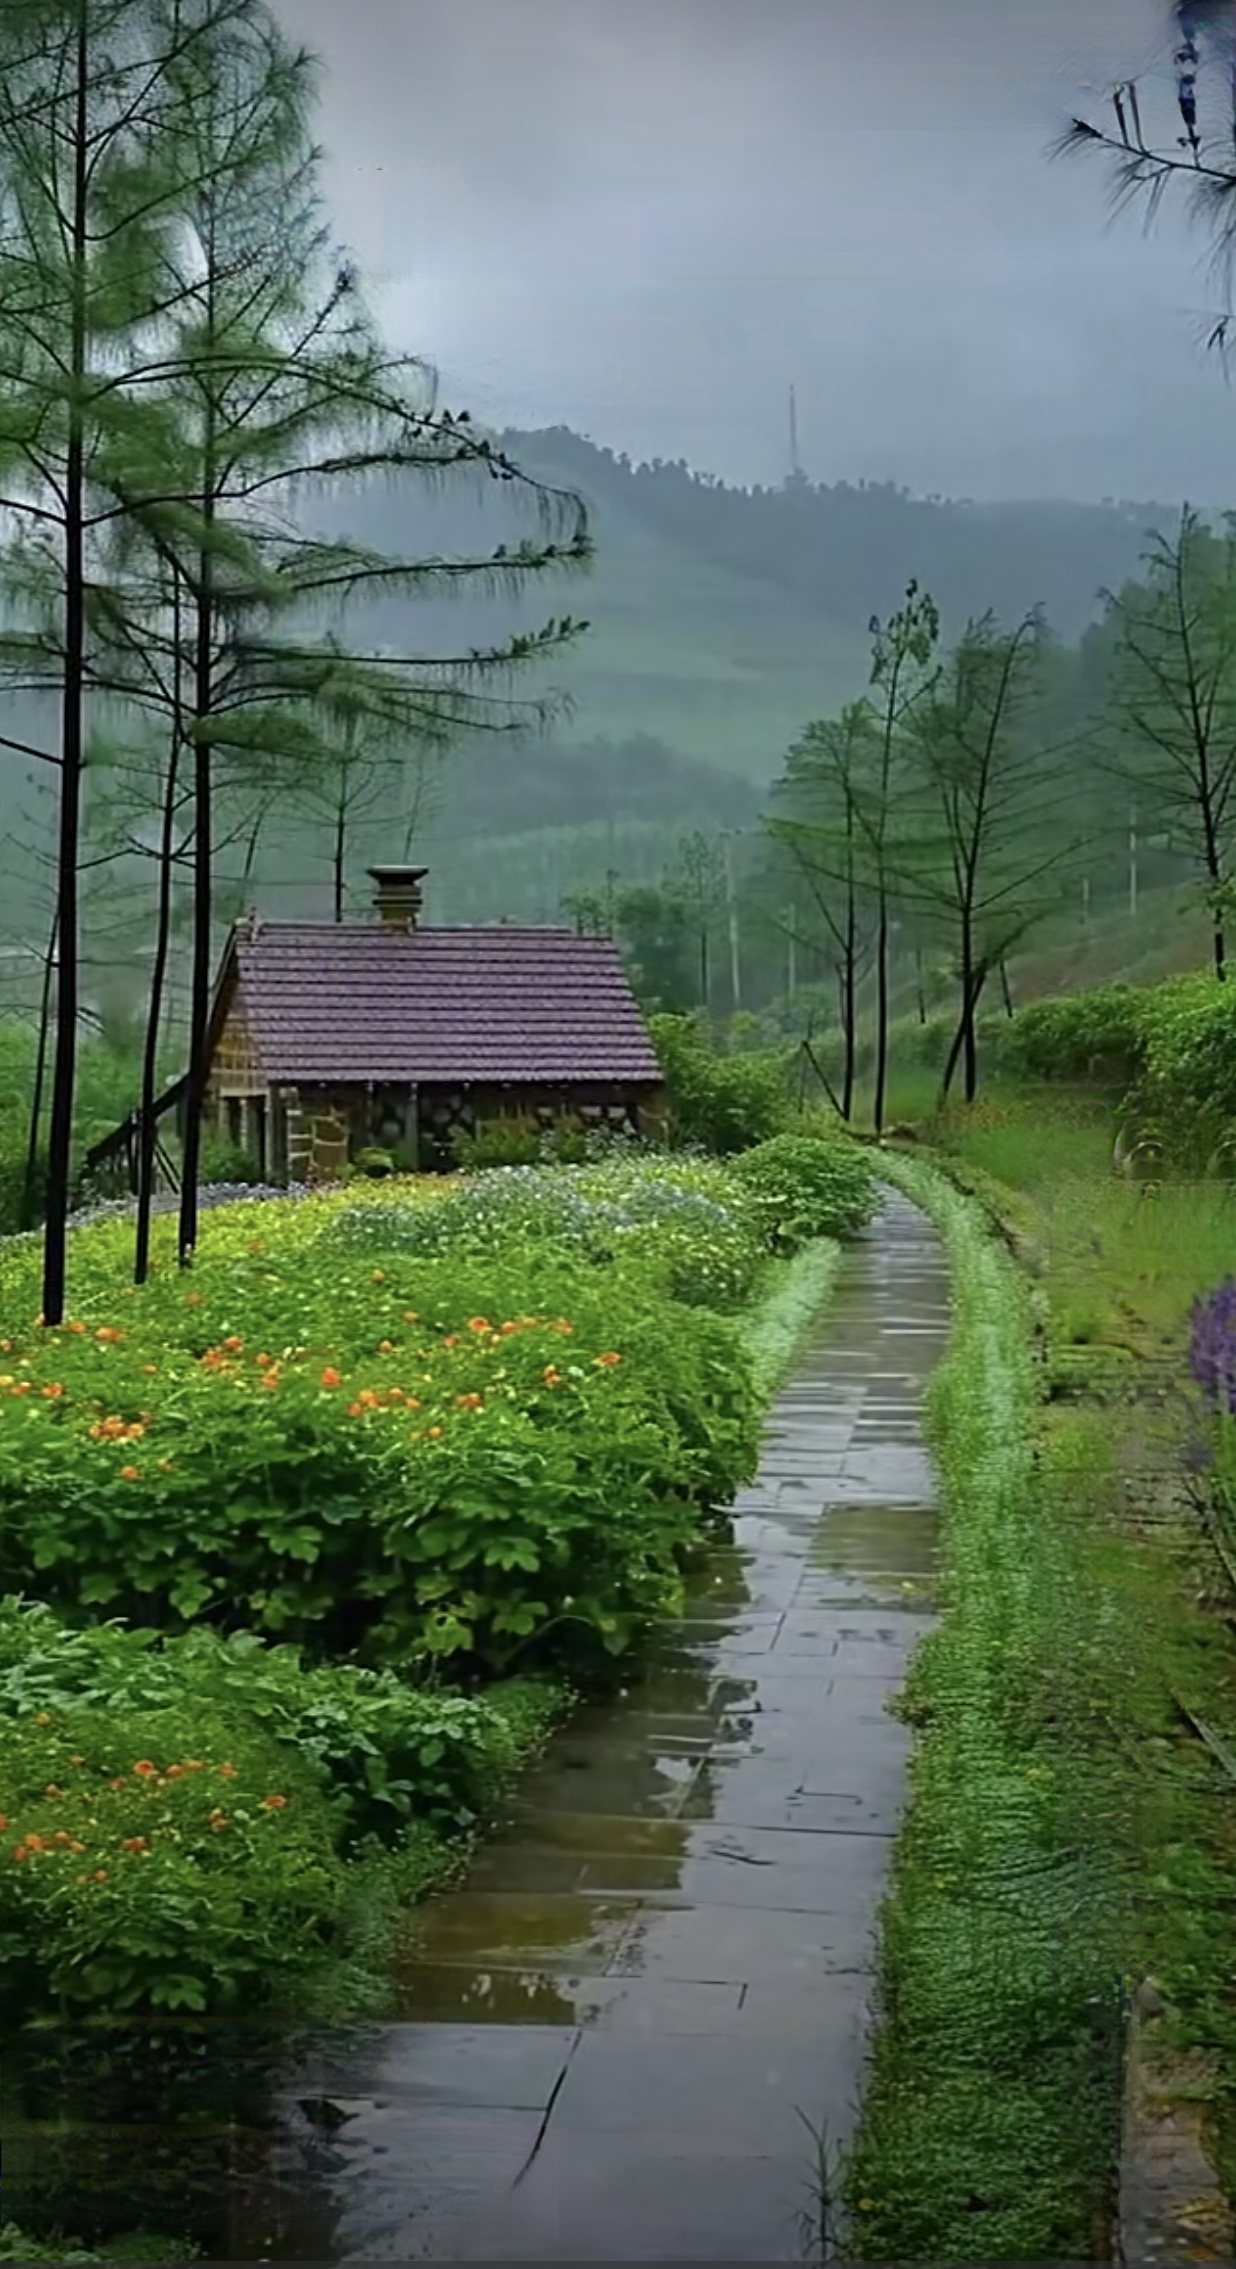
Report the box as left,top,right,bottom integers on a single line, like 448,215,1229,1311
3,1192,949,2262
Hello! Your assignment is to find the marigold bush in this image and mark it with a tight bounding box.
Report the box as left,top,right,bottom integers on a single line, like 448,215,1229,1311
0,1701,346,2014
0,1221,761,1676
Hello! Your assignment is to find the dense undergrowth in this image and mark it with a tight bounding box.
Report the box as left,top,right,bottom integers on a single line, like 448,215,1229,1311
0,1135,870,2029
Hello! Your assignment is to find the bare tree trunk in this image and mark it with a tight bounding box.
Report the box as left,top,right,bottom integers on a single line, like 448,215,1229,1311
873,890,890,1136
136,573,184,1286
999,957,1015,1017
41,14,89,1328
22,913,58,1233
178,386,218,1268
332,776,346,922
915,946,927,1025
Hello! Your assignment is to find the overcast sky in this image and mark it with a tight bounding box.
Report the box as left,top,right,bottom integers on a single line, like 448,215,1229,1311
274,0,1236,504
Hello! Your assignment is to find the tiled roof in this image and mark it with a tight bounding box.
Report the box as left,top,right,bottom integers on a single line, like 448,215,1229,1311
229,922,663,1087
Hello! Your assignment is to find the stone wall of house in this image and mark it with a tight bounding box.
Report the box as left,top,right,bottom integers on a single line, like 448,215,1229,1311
210,996,264,1100
417,1082,666,1166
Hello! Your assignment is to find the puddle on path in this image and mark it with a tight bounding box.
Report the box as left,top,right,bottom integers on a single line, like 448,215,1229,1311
1,1193,949,2263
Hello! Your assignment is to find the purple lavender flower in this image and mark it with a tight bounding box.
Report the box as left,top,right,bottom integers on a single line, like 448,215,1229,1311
1189,1279,1236,1414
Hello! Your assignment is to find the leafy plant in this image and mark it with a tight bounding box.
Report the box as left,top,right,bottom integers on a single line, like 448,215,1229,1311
0,1702,347,2016
452,1117,543,1169
729,1131,877,1248
647,1011,792,1153
0,1219,762,1676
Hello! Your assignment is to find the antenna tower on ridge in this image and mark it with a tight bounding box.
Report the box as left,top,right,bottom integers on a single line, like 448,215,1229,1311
786,384,806,488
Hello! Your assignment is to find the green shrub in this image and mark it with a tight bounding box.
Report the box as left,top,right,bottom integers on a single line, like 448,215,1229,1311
451,1117,542,1169
351,1146,396,1179
0,1239,761,1678
325,1156,770,1310
648,1011,791,1153
197,1136,265,1187
729,1131,877,1248
0,1699,347,2015
1128,972,1236,1164
999,984,1149,1087
0,1601,562,1848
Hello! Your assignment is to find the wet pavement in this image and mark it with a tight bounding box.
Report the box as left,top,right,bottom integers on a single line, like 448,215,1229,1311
0,1192,949,2262
273,1192,950,2262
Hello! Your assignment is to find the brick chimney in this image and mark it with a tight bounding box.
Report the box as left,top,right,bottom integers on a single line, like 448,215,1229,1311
369,866,428,933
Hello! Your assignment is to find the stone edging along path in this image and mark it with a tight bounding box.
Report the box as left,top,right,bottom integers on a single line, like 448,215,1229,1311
258,1190,951,2263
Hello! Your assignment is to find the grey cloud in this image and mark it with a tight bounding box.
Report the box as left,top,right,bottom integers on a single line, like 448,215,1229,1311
274,0,1234,502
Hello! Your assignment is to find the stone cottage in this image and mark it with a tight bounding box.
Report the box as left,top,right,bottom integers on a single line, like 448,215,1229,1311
200,867,666,1180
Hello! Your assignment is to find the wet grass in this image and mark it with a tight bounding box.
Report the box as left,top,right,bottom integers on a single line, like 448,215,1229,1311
844,1106,1236,2259
843,1158,1130,2259
740,1237,841,1401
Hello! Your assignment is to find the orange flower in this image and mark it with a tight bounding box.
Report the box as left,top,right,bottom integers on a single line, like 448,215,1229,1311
256,1353,272,1368
92,1870,109,1882
109,1777,126,1791
426,1425,443,1440
133,1761,158,1778
141,1365,158,1376
122,1836,148,1853
456,1392,483,1411
67,1322,86,1335
442,1334,459,1349
52,1830,73,1847
468,1317,491,1334
218,1762,238,1779
346,1401,363,1417
209,1814,229,1833
402,1311,418,1323
0,1815,6,1830
44,1784,62,1799
553,1319,574,1335
405,1397,422,1410
124,1423,145,1441
258,1794,289,1810
543,1366,562,1387
41,1382,64,1399
594,1351,623,1368
184,1292,203,1307
10,1382,31,1397
320,1367,341,1389
95,1327,124,1344
260,1374,280,1391
184,1760,205,1772
12,1847,27,1862
357,1388,379,1409
499,1321,519,1336
223,1336,244,1353
378,1339,395,1354
164,1766,185,1780
23,1835,45,1852
119,1465,141,1482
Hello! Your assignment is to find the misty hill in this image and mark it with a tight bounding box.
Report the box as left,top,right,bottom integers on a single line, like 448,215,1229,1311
340,423,1175,782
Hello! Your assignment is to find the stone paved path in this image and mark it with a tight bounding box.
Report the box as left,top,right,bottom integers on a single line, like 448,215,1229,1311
272,1191,951,2262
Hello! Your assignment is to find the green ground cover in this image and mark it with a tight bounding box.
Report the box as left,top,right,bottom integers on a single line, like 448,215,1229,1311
847,1095,1236,2258
0,1137,873,2029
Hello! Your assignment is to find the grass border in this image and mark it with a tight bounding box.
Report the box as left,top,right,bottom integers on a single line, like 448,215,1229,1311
841,1156,1127,2261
